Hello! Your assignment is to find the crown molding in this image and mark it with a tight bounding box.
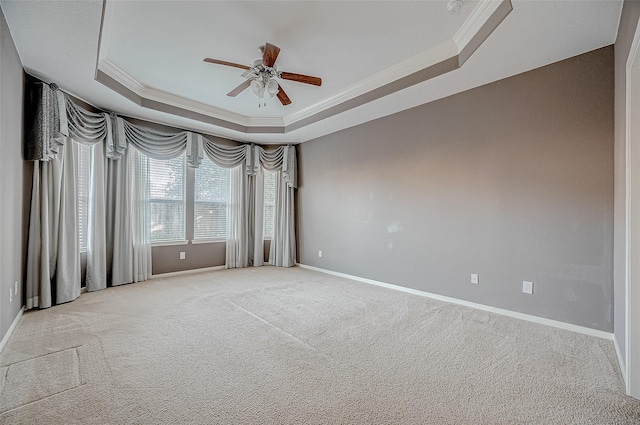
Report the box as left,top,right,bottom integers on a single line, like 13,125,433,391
95,0,512,136
98,58,286,128
454,0,508,52
283,39,459,127
98,58,145,93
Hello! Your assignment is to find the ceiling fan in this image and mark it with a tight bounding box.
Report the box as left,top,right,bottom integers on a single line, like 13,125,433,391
204,42,322,107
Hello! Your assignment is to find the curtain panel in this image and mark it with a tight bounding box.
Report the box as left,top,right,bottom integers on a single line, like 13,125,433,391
25,82,297,309
25,138,81,308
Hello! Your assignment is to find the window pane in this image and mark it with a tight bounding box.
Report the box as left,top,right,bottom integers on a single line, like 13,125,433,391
77,143,91,251
264,170,276,238
194,157,229,239
148,154,186,243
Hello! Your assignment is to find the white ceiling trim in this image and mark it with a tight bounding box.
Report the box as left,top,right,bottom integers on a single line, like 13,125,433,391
454,0,504,50
283,40,459,127
95,0,512,135
98,58,280,127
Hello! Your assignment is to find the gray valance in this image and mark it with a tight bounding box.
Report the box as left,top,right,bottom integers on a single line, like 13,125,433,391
203,139,249,170
24,82,65,161
261,145,297,189
65,98,107,144
24,82,297,185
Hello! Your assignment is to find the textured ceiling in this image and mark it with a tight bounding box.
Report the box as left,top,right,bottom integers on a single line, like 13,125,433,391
0,0,624,144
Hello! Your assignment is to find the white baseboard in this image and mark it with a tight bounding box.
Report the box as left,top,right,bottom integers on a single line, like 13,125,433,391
614,334,627,386
297,263,614,341
151,265,226,279
0,306,24,354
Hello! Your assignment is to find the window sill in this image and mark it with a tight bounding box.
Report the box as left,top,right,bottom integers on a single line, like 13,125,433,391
191,239,226,245
151,240,189,247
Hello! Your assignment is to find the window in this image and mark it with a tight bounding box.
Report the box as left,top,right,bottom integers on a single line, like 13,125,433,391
264,170,276,238
148,154,186,243
194,157,230,240
77,143,91,251
76,145,281,249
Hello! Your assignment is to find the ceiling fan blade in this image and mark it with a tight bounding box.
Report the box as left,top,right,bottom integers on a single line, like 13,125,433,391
227,80,252,97
279,71,322,86
203,58,250,70
262,43,281,68
277,85,292,106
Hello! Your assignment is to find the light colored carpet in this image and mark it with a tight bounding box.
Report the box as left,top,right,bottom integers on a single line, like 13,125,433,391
0,266,638,424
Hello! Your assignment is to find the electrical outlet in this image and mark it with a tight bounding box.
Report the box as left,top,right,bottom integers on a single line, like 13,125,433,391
471,273,479,284
523,281,534,295
9,287,13,303
179,252,186,260
318,250,323,258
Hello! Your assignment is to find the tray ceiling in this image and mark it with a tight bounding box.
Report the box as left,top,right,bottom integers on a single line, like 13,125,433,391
0,0,623,144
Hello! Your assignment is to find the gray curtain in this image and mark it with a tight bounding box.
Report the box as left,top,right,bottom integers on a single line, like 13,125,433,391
226,165,249,268
106,150,132,286
129,147,152,282
25,84,152,306
269,170,297,267
25,138,81,308
252,167,265,267
261,146,297,266
85,141,107,291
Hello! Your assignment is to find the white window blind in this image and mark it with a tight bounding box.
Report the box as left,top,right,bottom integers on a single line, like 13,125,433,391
194,157,230,240
77,143,91,251
148,153,186,243
264,170,276,238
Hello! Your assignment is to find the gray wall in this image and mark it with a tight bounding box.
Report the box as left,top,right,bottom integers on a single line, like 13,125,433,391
0,6,30,343
298,47,614,332
614,0,640,369
152,242,226,275
152,240,271,275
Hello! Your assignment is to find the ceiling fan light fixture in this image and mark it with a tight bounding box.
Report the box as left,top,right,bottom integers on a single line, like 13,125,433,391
204,42,322,107
250,79,264,96
266,79,279,97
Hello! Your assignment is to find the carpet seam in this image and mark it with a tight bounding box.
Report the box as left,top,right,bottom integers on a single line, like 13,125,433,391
0,346,82,368
0,383,87,415
75,347,84,386
224,298,320,353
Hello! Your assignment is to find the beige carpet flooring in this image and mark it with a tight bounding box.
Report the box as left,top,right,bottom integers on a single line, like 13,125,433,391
1,266,639,424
